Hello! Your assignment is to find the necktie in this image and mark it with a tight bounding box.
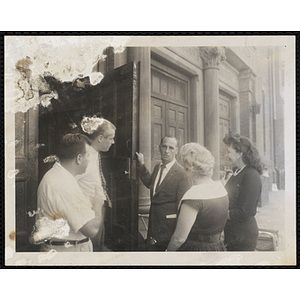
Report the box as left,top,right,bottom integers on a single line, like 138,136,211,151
98,153,112,207
155,164,166,194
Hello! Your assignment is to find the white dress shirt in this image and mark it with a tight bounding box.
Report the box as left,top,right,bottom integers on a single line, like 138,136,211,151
76,146,106,216
37,162,95,240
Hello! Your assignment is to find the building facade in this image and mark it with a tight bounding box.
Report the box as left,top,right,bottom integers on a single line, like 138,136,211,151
14,45,285,251
96,45,285,205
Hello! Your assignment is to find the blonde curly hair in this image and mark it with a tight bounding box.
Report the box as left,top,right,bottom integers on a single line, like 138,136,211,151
80,116,116,141
180,143,215,178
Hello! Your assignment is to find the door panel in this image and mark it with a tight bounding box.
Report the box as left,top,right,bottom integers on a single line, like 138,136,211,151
151,98,165,167
99,62,140,250
151,66,188,105
15,109,39,252
151,61,190,169
38,62,139,251
166,102,188,150
151,99,188,168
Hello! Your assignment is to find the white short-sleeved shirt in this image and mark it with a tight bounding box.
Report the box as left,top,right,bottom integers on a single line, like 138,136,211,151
37,162,96,240
76,146,106,216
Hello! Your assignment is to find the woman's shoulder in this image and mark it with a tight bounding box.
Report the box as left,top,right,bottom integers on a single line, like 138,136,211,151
243,166,261,177
182,181,227,201
240,166,262,185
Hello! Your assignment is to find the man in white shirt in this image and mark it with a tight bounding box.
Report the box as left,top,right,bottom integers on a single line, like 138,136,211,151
136,136,191,250
37,133,101,252
76,116,116,251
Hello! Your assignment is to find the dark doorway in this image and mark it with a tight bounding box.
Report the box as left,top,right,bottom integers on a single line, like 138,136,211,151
32,62,140,251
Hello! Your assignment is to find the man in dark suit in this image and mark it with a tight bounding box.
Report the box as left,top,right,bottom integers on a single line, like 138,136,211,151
136,136,191,251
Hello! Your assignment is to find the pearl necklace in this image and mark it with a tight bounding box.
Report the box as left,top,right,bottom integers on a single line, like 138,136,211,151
233,165,246,176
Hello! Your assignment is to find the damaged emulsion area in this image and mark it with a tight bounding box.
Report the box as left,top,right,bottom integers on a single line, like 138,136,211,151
29,215,71,247
8,38,129,257
13,65,75,248
12,59,98,248
12,54,106,114
9,231,16,241
15,56,35,101
14,56,59,110
6,36,129,115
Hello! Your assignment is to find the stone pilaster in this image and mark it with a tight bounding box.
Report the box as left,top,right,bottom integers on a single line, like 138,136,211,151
238,69,256,139
127,47,152,209
199,47,226,179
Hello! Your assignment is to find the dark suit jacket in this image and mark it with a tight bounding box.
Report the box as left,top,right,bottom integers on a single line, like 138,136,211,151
140,161,192,249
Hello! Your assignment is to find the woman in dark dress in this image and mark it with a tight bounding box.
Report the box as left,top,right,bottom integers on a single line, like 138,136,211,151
166,143,229,251
223,132,263,251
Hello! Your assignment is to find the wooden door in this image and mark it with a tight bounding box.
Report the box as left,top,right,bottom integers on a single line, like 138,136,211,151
99,62,140,251
166,102,188,150
37,62,139,251
15,109,39,252
151,100,188,166
151,98,166,166
151,62,190,168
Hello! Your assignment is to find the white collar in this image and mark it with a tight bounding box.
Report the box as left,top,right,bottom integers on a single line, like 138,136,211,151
181,181,227,201
233,165,246,176
89,146,99,157
160,159,176,171
53,162,75,179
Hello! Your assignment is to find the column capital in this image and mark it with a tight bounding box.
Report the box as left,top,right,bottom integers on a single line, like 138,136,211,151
199,46,226,68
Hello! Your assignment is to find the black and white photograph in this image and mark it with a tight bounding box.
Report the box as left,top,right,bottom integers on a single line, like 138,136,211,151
4,34,296,266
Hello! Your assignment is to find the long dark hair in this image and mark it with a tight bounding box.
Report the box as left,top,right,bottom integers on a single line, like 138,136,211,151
223,132,263,174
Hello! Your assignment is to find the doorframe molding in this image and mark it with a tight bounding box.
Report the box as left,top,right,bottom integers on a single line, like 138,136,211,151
150,47,204,144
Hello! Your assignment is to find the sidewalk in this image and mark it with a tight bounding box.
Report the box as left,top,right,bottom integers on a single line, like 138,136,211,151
255,190,286,251
138,190,288,251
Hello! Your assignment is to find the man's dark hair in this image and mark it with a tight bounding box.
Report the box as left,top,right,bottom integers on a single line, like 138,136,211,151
160,136,178,147
57,133,91,161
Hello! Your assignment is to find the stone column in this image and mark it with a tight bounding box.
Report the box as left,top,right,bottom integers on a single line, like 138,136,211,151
199,47,226,179
127,47,152,212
